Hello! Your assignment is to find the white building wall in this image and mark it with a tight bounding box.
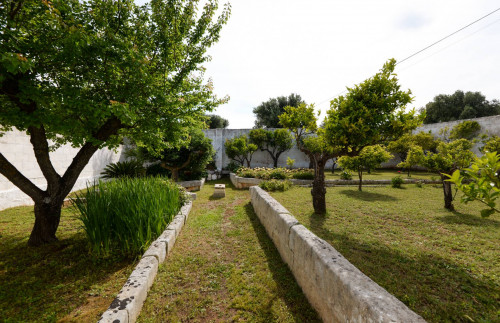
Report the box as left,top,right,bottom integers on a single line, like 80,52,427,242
0,130,125,210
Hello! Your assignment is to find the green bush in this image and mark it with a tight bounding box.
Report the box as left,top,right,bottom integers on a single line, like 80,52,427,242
268,168,287,179
292,170,315,180
340,171,353,180
146,163,171,177
226,161,242,173
392,176,404,188
259,179,291,192
101,160,145,179
415,180,423,188
73,177,182,258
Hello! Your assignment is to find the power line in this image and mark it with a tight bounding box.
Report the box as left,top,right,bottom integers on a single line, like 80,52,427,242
316,6,500,107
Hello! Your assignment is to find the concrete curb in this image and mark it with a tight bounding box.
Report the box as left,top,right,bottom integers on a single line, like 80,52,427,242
231,172,441,189
99,196,194,323
250,186,426,323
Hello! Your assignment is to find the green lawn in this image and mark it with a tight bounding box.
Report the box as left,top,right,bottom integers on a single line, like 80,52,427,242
138,179,320,322
270,185,500,322
0,204,137,322
325,168,436,180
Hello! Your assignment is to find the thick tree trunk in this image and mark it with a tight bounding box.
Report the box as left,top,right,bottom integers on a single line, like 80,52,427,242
358,169,363,191
272,156,278,168
441,175,454,210
171,168,180,182
28,200,62,246
311,159,326,214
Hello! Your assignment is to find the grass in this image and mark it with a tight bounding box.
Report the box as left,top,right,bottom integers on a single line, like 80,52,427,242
138,179,320,322
270,185,500,322
0,205,137,322
325,168,436,180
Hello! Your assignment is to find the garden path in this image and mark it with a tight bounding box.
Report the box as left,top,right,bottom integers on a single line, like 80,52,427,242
137,179,320,322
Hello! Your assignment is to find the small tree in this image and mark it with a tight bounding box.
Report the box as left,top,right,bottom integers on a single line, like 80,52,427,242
338,145,392,191
397,145,425,177
253,93,304,128
417,139,475,210
206,114,229,129
249,128,293,167
449,120,481,140
481,135,500,154
224,136,258,167
446,152,500,217
388,131,437,176
279,104,339,214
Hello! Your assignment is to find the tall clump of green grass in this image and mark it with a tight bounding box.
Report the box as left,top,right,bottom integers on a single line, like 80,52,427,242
73,177,182,258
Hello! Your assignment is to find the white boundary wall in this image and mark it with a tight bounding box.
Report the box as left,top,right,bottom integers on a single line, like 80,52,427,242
205,115,500,170
0,130,125,210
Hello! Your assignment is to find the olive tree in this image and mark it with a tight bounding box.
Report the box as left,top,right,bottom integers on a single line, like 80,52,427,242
0,0,230,245
224,135,258,167
248,128,293,167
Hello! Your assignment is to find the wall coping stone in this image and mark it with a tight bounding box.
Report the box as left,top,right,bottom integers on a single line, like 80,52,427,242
99,200,193,323
250,186,426,322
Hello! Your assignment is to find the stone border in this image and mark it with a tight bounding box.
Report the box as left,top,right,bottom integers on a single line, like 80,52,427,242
99,196,194,323
178,178,205,191
250,186,426,322
231,172,441,189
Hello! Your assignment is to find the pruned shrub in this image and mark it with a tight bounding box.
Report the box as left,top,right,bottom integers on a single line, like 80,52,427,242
340,171,353,180
292,170,314,180
392,176,404,188
73,177,182,258
268,168,287,179
259,180,291,192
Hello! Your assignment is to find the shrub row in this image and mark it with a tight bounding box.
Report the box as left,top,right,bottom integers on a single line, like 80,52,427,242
236,167,314,180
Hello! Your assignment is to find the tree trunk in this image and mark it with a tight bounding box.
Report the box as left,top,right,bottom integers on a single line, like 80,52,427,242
272,156,278,168
407,167,411,177
171,168,180,182
311,159,326,214
28,200,62,246
441,175,454,210
358,169,363,191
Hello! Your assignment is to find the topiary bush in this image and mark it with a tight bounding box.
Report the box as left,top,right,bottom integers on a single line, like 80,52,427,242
392,176,404,188
259,179,291,192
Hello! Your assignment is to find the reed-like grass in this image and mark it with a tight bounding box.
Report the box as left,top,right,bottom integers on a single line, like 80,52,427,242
74,177,182,257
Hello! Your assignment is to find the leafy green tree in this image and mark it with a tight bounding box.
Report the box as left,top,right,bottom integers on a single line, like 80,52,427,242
279,103,340,214
397,145,425,177
481,136,500,154
337,145,392,191
417,139,475,210
423,90,500,124
253,93,304,128
224,135,258,167
248,128,293,167
0,0,230,245
136,128,214,182
446,152,500,217
388,131,437,176
449,121,481,140
325,59,420,156
206,114,229,129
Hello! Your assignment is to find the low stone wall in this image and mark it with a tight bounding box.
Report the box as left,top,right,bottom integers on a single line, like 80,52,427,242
231,173,441,189
250,186,425,322
99,197,194,323
178,178,205,192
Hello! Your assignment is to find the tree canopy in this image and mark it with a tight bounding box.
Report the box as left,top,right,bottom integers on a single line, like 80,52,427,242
253,93,304,128
0,0,230,245
248,128,293,167
206,114,229,129
422,90,500,124
224,135,257,167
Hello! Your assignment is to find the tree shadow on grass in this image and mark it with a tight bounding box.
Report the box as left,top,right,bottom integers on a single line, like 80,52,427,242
339,189,399,201
300,223,499,322
242,203,322,323
0,232,135,322
438,211,500,227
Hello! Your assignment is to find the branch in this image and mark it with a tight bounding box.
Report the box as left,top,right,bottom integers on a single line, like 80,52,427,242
60,117,123,198
0,152,45,202
28,125,61,191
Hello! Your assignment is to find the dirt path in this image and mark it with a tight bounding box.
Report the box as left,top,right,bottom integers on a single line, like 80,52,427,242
138,179,320,322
